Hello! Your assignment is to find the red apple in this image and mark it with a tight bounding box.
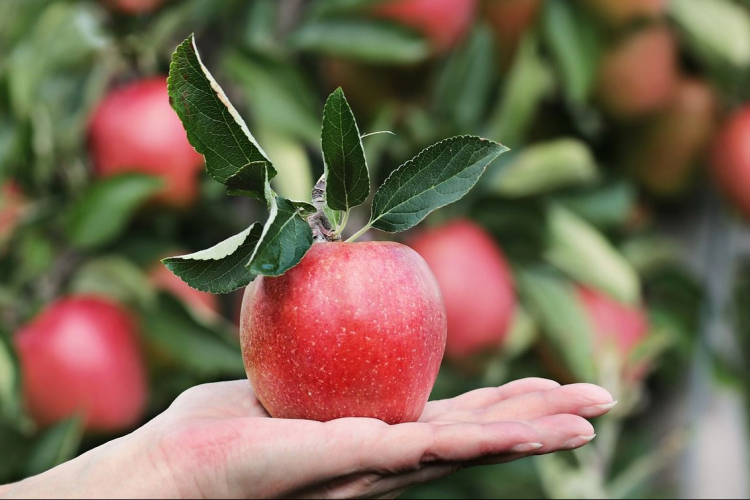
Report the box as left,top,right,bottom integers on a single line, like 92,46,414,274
577,286,649,381
0,181,26,242
15,296,147,432
408,219,516,362
88,77,204,208
371,0,478,54
626,78,718,197
149,256,219,320
484,0,542,68
711,105,750,220
595,26,678,120
240,242,446,424
584,0,666,27
101,0,167,14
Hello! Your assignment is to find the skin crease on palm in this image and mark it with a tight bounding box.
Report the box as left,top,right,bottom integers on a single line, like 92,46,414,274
0,377,615,499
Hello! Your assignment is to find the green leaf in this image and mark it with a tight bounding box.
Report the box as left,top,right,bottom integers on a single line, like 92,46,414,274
289,18,431,65
0,331,26,428
555,180,635,228
168,34,275,197
69,256,156,308
486,33,555,147
141,294,244,377
542,0,601,103
487,138,598,197
517,267,597,382
248,192,315,276
368,136,509,233
434,23,498,130
164,223,263,294
65,174,162,249
24,416,83,477
322,88,369,212
544,204,640,304
225,161,273,198
670,0,750,69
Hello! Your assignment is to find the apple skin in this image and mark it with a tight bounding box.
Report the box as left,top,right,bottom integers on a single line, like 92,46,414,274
408,219,516,362
595,26,678,120
626,78,718,198
88,77,204,208
584,0,665,27
0,182,25,241
711,105,750,220
149,258,219,320
371,0,478,54
15,296,148,432
483,0,542,68
240,242,447,424
101,0,166,14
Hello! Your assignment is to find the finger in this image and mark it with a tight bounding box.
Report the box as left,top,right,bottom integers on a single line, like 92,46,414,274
167,380,270,419
528,414,596,453
357,420,544,475
462,414,597,467
434,383,614,424
420,378,561,422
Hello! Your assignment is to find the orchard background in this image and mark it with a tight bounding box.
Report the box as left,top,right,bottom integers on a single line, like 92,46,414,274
1,0,750,497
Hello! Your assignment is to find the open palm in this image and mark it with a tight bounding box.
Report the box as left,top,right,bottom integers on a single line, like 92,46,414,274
138,377,615,499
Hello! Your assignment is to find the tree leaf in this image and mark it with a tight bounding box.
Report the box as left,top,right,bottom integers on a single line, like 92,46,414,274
670,0,750,69
24,416,83,477
65,174,162,249
141,294,244,377
247,191,315,276
0,331,27,428
322,87,369,212
542,0,601,103
225,161,273,199
555,180,636,228
434,23,498,130
168,34,275,198
69,255,156,308
544,204,640,304
369,136,509,233
289,18,430,65
487,138,598,197
517,267,597,382
163,223,263,294
485,33,555,148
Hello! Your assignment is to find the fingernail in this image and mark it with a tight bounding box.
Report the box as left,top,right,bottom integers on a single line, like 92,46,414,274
563,434,596,449
579,400,618,418
511,442,544,453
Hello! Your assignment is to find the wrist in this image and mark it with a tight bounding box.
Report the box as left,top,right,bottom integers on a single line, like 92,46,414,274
1,425,175,499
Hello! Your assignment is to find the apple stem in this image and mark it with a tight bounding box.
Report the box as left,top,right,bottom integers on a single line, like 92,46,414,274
329,210,349,238
345,223,371,243
310,174,339,242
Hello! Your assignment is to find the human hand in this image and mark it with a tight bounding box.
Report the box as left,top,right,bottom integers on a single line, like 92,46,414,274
1,377,615,499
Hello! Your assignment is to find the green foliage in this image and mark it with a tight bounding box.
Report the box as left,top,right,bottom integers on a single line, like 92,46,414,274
141,294,244,377
368,136,509,233
289,18,430,65
164,224,263,294
487,138,598,198
169,35,274,195
65,174,163,249
322,88,370,213
24,417,83,478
